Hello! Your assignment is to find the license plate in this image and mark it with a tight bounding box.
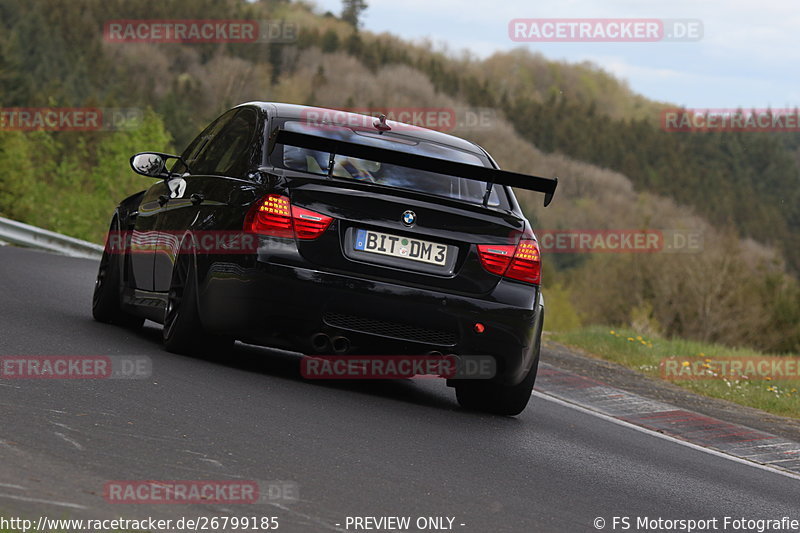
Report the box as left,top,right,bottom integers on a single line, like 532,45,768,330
354,229,447,266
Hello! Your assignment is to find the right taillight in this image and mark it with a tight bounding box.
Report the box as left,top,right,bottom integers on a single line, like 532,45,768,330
477,238,541,284
506,239,541,284
244,194,332,240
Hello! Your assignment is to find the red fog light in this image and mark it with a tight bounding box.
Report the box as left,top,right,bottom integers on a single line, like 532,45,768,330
474,323,485,334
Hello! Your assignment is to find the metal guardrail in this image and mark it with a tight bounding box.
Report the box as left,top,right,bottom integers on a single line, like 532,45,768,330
0,216,103,260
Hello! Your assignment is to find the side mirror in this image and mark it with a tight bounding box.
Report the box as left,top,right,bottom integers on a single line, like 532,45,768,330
130,152,187,178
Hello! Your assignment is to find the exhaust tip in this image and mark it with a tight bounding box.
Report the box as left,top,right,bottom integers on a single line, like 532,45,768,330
331,336,351,354
310,332,330,353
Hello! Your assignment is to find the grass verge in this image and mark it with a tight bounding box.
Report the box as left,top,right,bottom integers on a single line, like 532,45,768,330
550,325,800,419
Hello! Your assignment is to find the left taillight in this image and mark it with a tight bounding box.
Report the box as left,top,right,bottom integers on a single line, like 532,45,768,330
477,237,541,285
244,194,333,240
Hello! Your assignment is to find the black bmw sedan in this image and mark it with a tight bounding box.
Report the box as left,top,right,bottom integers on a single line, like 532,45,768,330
92,102,557,415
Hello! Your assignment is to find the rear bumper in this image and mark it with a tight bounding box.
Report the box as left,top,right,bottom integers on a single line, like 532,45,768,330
198,259,543,386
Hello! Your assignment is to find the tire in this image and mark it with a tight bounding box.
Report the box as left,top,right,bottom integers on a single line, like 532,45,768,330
92,218,144,329
163,255,233,356
455,315,543,416
455,359,538,416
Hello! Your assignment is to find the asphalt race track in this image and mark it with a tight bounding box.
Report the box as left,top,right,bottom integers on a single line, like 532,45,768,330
0,246,797,532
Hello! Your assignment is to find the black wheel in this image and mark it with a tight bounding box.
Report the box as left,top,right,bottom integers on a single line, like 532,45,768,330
163,256,233,356
456,313,543,416
92,218,143,329
455,360,538,416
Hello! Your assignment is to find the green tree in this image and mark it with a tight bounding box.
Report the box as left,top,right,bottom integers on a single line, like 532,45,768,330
0,110,172,242
341,0,368,28
320,29,340,52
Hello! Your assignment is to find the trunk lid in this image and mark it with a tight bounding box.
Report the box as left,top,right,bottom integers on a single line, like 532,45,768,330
287,176,526,295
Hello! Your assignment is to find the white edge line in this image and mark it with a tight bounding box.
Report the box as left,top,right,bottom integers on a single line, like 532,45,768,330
54,432,84,451
267,501,348,532
0,492,87,509
532,390,800,482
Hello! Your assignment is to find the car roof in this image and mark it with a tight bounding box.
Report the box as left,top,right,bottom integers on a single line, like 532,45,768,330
237,102,488,157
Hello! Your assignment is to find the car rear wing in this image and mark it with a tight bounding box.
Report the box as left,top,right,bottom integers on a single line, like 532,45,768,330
270,129,558,207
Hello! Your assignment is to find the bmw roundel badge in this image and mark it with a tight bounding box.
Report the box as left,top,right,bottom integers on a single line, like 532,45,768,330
402,210,416,226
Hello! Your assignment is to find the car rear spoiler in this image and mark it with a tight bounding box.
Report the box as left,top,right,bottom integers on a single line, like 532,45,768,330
270,129,558,207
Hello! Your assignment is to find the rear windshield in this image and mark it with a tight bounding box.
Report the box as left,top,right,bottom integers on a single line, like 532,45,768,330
273,120,502,206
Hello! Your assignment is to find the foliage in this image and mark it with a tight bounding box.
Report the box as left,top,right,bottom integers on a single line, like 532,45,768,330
0,111,173,242
341,0,368,28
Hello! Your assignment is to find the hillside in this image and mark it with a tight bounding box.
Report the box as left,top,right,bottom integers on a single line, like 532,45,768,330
0,0,798,352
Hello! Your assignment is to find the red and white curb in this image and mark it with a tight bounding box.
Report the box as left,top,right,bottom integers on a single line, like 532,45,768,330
534,363,800,477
